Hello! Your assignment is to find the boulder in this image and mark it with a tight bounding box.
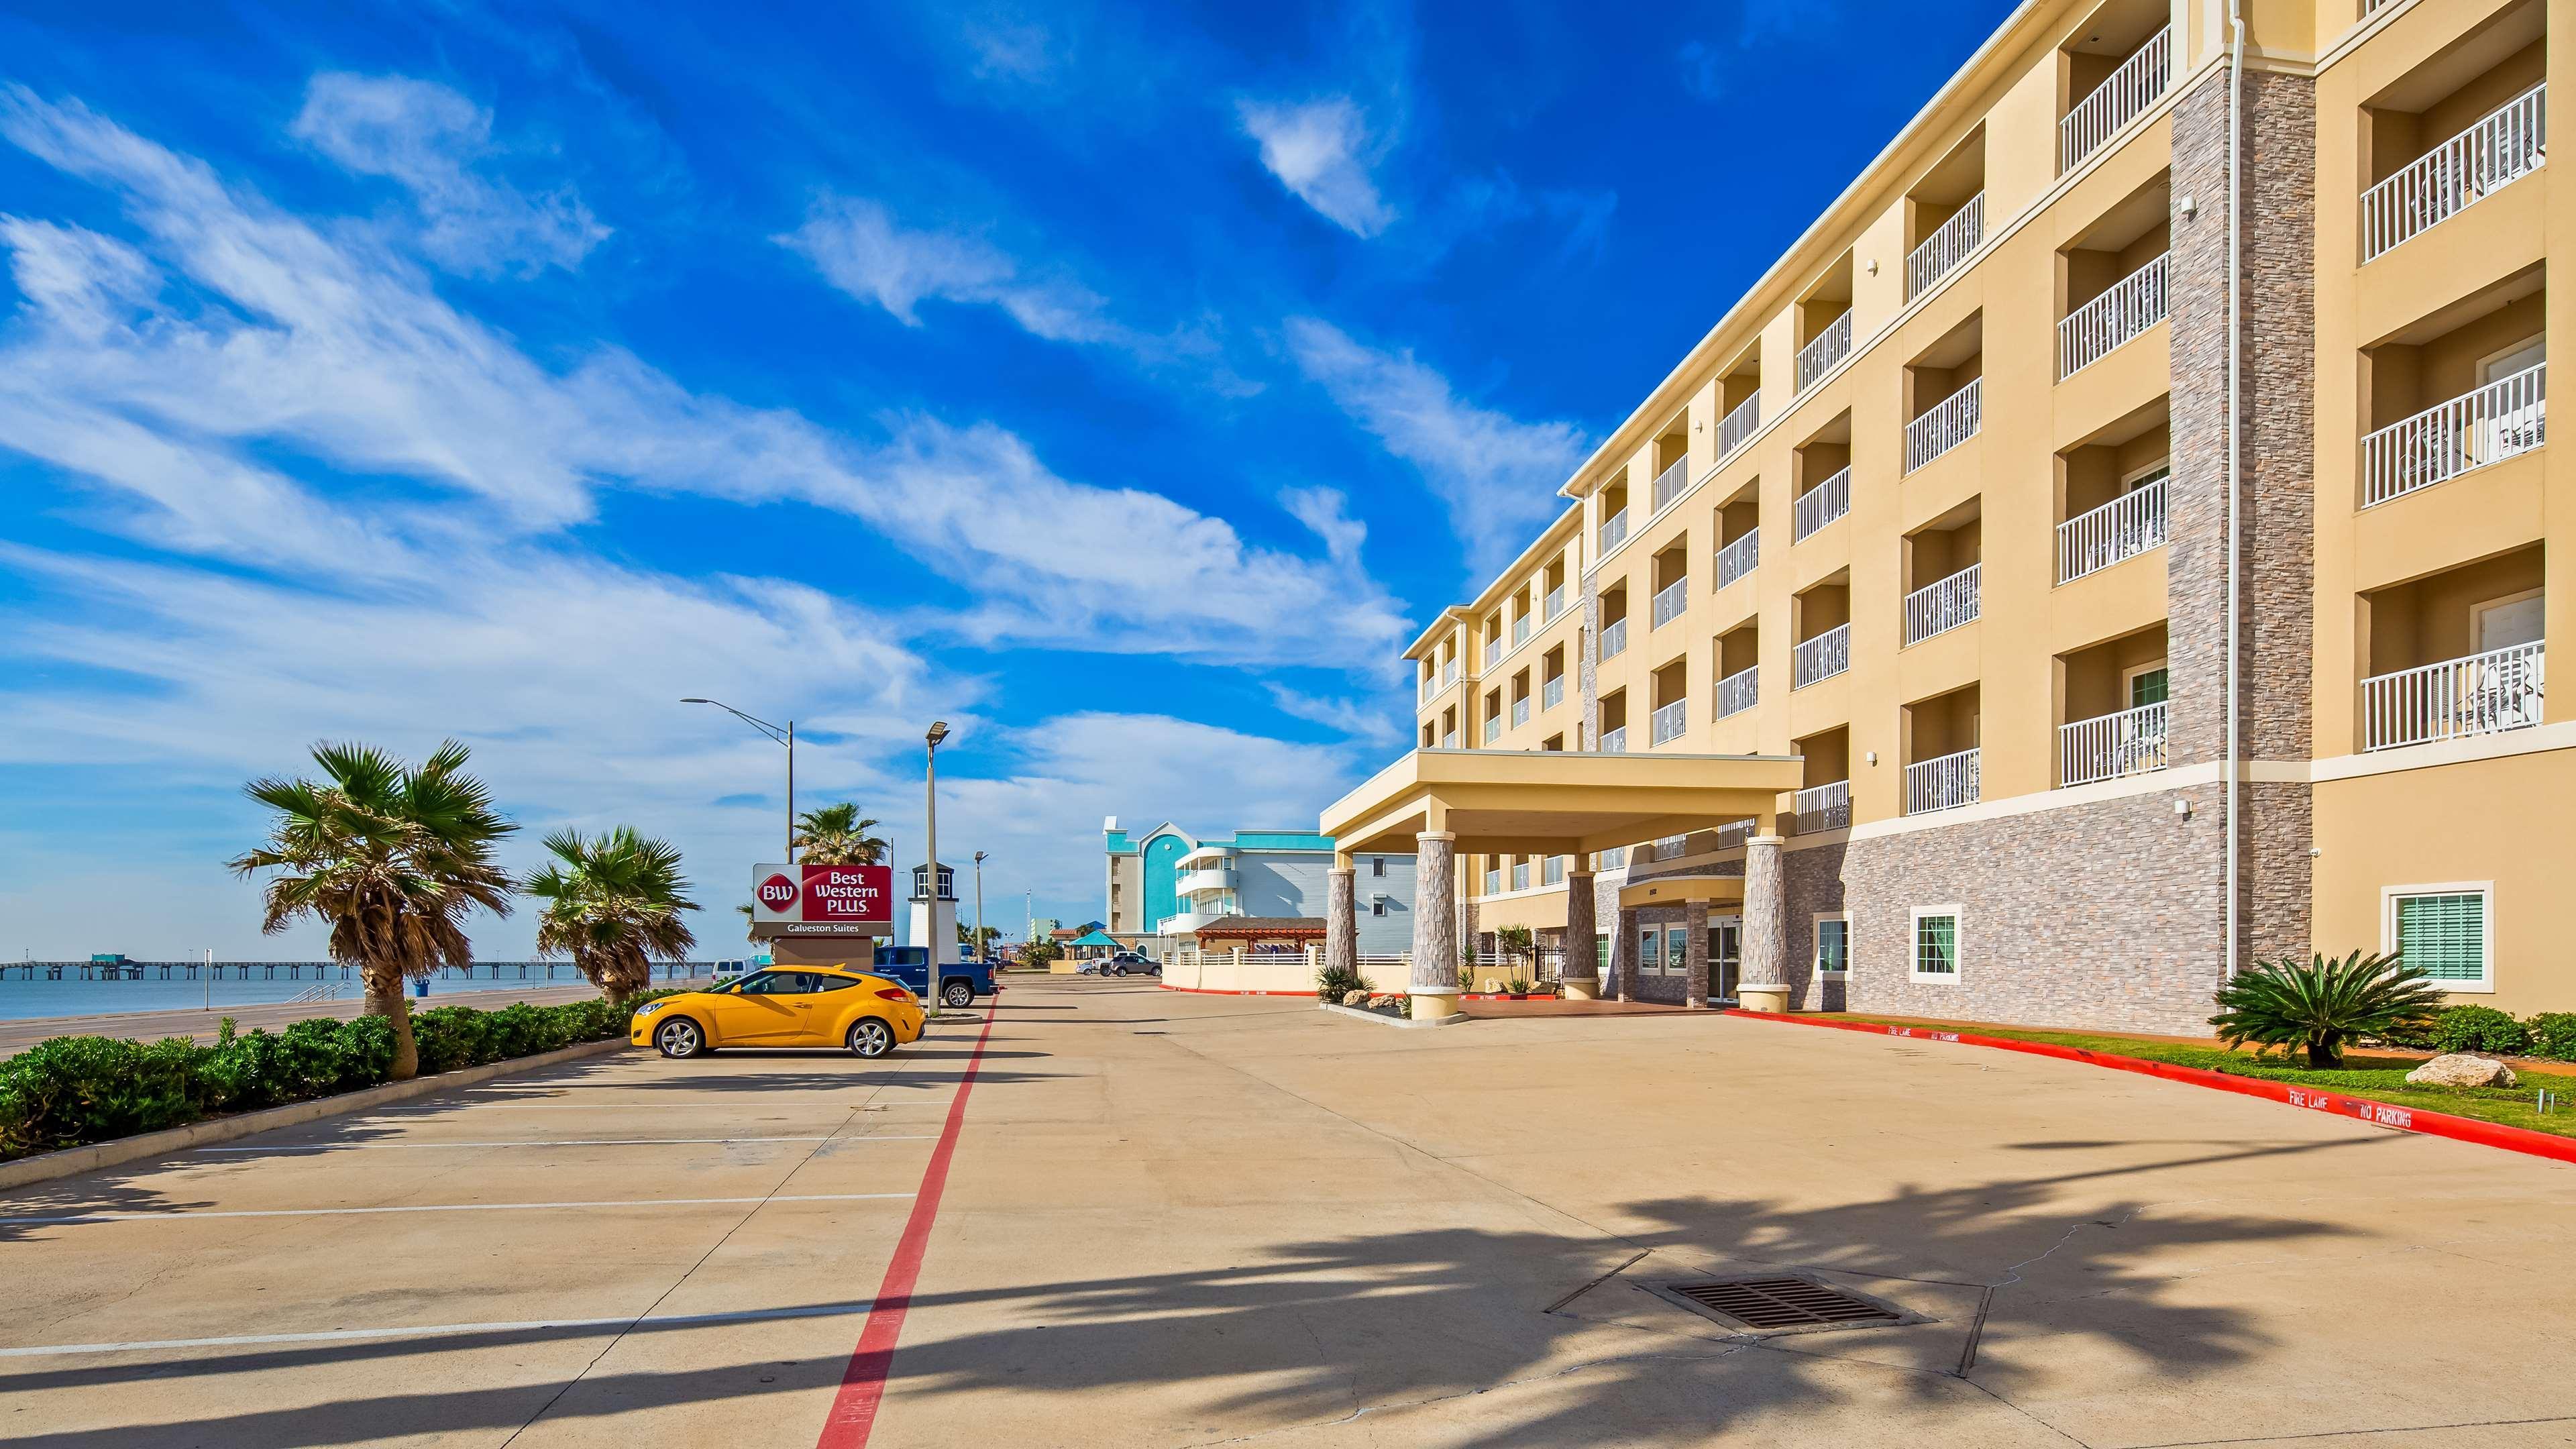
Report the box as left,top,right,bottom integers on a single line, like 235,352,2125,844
1342,989,1371,1007
2405,1053,2518,1088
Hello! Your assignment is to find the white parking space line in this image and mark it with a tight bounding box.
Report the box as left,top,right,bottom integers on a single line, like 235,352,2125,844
194,1135,938,1152
0,1299,882,1358
0,1192,914,1225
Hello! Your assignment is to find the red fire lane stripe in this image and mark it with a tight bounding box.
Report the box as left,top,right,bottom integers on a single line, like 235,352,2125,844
813,1008,1000,1448
1725,1010,2576,1167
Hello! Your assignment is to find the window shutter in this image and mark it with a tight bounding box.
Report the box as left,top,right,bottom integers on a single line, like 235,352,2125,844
2396,893,2485,981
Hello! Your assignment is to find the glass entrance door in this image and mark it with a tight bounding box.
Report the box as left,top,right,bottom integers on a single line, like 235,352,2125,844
1709,916,1741,1000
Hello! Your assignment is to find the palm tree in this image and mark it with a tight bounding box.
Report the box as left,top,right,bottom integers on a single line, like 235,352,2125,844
736,902,757,941
229,741,515,1079
526,827,700,1005
792,803,888,865
2208,949,2447,1069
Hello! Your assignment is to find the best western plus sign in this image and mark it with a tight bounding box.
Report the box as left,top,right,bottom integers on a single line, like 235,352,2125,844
749,863,894,934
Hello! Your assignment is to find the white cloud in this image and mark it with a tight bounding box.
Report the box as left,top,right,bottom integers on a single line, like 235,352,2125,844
1278,484,1365,566
774,194,1114,343
1283,317,1588,577
1237,97,1393,237
289,71,608,276
1260,682,1403,745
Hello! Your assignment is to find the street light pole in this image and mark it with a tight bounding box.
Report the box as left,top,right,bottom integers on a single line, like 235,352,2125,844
924,720,950,1020
973,851,989,965
680,699,796,861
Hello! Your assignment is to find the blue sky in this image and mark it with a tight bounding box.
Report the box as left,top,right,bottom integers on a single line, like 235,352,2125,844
0,0,2010,958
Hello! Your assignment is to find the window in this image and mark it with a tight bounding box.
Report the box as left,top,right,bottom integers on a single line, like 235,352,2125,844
1911,907,1960,981
2474,588,2544,653
2385,885,2493,993
2125,663,2169,710
1371,898,1387,917
1371,857,1385,877
1815,915,1849,975
1663,925,1690,977
810,973,864,992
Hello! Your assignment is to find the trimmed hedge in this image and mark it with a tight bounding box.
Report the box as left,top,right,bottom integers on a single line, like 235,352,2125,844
0,994,667,1163
2379,1003,2571,1061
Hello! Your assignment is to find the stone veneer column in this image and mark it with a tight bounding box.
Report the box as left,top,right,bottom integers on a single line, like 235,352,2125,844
1325,867,1356,985
1611,905,1638,1002
1561,868,1599,999
1409,832,1460,1020
1737,835,1789,1013
1683,898,1710,1009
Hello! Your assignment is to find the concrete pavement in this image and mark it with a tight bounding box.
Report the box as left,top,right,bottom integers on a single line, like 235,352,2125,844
4,977,2572,1446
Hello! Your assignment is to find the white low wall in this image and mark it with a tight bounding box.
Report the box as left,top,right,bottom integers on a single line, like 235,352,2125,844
1165,951,1318,994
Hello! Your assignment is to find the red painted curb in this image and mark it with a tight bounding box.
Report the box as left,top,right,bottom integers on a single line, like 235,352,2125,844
813,1005,1000,1448
1155,984,1313,996
1723,1010,2576,1167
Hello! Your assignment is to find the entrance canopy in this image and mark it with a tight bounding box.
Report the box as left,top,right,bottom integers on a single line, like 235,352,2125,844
1320,748,1807,857
1617,873,1748,910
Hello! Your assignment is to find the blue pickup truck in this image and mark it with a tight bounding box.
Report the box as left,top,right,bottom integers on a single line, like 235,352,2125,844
871,946,995,1009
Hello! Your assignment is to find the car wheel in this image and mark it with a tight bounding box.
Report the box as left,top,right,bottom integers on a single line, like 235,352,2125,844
847,1018,896,1058
654,1017,704,1059
941,979,975,1008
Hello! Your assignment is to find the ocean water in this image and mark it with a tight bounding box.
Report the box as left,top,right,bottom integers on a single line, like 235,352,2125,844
0,963,712,1023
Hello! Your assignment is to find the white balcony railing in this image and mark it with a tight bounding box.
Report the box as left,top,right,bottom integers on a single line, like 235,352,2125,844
1655,834,1688,860
1513,613,1531,647
2058,474,2169,583
1792,780,1850,835
1484,715,1501,744
1442,659,1458,686
1512,860,1529,891
2058,253,2167,378
1792,466,1850,541
2362,641,2545,751
1796,311,1854,392
1716,528,1760,589
2061,701,2169,787
1177,866,1240,896
1711,819,1754,853
1544,585,1565,621
1793,623,1850,688
1715,664,1758,719
1542,674,1564,711
1903,563,1981,645
1717,390,1763,459
2363,363,2546,507
1906,746,1981,814
1486,638,1503,669
1600,726,1627,755
2363,85,2545,262
1906,193,1984,299
1904,377,1982,472
1650,456,1690,515
1442,731,1458,749
2059,28,2170,174
1513,697,1532,730
1600,508,1629,553
1600,616,1627,660
1419,676,1432,700
1650,698,1688,747
1542,855,1564,886
1485,869,1502,896
1652,576,1689,629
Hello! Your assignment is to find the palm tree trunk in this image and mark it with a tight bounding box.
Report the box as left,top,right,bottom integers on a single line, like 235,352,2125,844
364,966,420,1081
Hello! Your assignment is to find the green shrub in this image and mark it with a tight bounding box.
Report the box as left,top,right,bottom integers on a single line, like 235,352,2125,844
1316,963,1372,1003
2526,1012,2576,1063
2425,1004,2531,1057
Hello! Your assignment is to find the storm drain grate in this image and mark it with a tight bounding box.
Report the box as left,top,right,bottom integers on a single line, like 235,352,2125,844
1664,1276,1904,1332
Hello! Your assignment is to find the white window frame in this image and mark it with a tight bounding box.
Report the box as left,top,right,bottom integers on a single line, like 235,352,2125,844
1910,905,1962,983
2121,657,2171,710
2119,458,2171,493
2476,333,2545,386
2471,586,2544,653
2381,881,2495,994
1813,912,1850,975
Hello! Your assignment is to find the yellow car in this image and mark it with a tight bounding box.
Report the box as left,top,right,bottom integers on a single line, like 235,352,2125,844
631,965,924,1059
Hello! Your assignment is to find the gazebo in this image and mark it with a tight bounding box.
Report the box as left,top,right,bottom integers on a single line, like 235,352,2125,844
1063,928,1124,966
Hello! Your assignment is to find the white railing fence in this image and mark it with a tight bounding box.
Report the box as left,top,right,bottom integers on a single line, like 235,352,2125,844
1796,311,1854,392
1513,613,1531,647
2058,474,2169,583
1485,638,1501,669
1907,193,1984,299
1716,528,1760,589
1717,390,1764,459
1906,746,1982,814
1544,585,1566,620
1601,508,1629,553
1792,466,1851,541
1543,855,1565,885
2060,28,2171,174
1710,819,1754,853
1442,731,1459,748
1542,674,1564,710
1792,780,1851,835
1484,716,1501,744
1715,664,1758,719
1793,623,1851,688
1600,726,1628,754
1511,696,1530,729
2362,84,2546,262
2362,641,2545,751
1650,456,1690,515
1652,576,1689,628
1903,563,1982,645
2058,252,2168,377
1650,698,1689,746
2061,701,2169,786
1905,376,1982,472
1600,616,1627,659
2363,362,2546,506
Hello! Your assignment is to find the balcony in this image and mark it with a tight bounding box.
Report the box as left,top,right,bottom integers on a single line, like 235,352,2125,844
1442,659,1458,686
1484,715,1501,745
1177,866,1240,896
1711,820,1753,852
1907,193,1984,299
2059,28,2170,174
1717,391,1763,459
1600,616,1627,660
1485,638,1503,669
1156,908,1237,934
1600,726,1628,754
1650,699,1689,746
1796,311,1854,392
1511,696,1531,729
1542,674,1565,710
1484,869,1503,896
1513,614,1531,647
1419,676,1432,700
1652,576,1689,629
1715,664,1758,719
1906,746,1981,814
2061,701,2169,786
1793,624,1851,688
1715,528,1760,590
2362,641,2545,751
1649,457,1690,515
1442,731,1458,748
2058,474,2168,583
2362,85,2545,262
1904,378,1982,473
1792,780,1850,834
1512,860,1529,890
1903,564,1981,645
1544,585,1565,621
1793,467,1850,542
1542,855,1565,885
2058,253,2167,378
2363,363,2546,506
1601,508,1630,553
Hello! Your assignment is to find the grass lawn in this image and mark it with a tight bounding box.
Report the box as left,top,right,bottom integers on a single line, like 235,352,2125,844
1823,1015,2576,1142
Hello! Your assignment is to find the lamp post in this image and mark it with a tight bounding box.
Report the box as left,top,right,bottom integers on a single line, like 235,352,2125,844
924,720,950,1019
680,698,795,861
972,851,989,966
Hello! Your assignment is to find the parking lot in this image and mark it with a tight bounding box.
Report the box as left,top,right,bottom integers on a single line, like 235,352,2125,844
6,979,2575,1447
